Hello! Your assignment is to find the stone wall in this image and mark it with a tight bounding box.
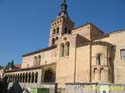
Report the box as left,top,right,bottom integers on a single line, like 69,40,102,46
22,47,57,68
96,30,125,84
65,83,125,93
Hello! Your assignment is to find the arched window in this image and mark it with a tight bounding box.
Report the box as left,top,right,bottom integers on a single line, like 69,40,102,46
100,68,104,81
20,74,22,82
52,38,55,45
57,27,59,34
56,37,58,40
94,68,99,81
60,43,64,57
64,28,67,34
17,74,19,81
28,73,31,83
34,56,38,67
22,73,25,82
96,53,102,65
34,56,37,63
65,42,70,56
38,55,41,65
32,72,34,83
25,73,28,83
35,72,38,83
53,29,56,34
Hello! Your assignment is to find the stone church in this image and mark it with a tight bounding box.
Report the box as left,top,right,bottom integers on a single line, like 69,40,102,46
3,0,125,92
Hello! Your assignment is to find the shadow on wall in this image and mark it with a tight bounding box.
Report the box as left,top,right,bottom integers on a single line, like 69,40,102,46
111,45,116,83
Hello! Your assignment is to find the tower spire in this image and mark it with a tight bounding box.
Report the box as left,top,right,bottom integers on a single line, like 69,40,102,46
59,0,69,18
49,0,74,46
63,0,66,4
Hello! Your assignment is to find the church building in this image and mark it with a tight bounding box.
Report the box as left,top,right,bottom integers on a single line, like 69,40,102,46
3,0,125,92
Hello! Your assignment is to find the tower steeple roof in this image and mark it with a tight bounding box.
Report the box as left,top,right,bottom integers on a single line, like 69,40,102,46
58,0,69,18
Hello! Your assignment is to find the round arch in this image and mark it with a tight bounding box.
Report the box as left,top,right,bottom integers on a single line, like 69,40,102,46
60,43,65,57
44,69,55,82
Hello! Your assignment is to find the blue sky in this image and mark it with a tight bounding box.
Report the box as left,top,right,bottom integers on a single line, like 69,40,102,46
0,0,125,66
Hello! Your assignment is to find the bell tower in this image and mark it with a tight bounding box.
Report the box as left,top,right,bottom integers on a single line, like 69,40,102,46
49,0,74,46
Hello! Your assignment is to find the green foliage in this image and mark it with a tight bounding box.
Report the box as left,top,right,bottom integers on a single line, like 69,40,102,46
5,59,14,70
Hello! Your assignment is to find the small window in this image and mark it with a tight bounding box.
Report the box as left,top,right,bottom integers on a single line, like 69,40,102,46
96,53,102,65
65,42,70,56
60,43,64,57
120,49,125,61
52,38,55,45
56,37,58,40
53,29,56,34
57,27,59,34
34,56,37,63
64,28,67,34
38,55,41,65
